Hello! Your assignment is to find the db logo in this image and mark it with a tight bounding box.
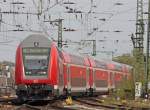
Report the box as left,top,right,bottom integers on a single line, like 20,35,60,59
33,80,38,83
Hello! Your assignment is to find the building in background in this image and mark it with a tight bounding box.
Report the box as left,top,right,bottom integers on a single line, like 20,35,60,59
0,61,15,96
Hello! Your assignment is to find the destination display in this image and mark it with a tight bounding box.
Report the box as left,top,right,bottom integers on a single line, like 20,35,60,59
23,48,50,54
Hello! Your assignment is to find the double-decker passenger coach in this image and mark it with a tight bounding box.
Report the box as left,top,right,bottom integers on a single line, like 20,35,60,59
15,34,133,102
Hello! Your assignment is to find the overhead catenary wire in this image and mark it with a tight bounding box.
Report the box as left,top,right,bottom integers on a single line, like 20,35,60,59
0,0,139,59
57,0,137,55
41,0,65,13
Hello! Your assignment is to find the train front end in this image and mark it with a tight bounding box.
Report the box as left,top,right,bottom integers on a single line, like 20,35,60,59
15,34,58,101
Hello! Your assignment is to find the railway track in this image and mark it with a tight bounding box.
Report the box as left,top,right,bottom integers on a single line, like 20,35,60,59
74,97,131,110
15,104,42,110
14,100,77,110
0,96,150,110
0,96,77,110
0,97,129,110
3,97,104,110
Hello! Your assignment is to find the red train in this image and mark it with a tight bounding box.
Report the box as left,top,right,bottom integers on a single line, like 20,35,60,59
15,34,132,101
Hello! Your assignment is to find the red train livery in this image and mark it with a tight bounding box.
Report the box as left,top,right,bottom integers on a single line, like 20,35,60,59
15,34,132,101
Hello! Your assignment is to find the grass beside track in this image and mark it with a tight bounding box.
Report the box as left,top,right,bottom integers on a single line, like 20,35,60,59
99,97,150,109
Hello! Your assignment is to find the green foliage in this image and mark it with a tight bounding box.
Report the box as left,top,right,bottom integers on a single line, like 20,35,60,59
113,49,145,83
115,78,135,100
112,50,144,99
113,54,135,65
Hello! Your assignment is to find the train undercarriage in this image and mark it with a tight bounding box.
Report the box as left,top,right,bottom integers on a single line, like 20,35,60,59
16,84,53,102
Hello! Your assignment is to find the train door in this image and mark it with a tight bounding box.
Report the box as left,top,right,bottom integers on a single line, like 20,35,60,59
92,68,96,92
93,69,108,94
114,72,122,88
57,50,64,95
67,64,71,94
70,65,87,93
58,58,64,95
89,67,93,89
109,72,115,89
87,67,94,94
86,67,90,92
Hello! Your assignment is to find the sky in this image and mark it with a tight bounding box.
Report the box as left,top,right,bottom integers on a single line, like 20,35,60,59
0,0,148,62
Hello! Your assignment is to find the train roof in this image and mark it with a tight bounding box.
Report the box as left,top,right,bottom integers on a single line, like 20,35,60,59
107,60,132,72
61,51,90,66
88,57,132,72
61,51,132,72
20,34,51,48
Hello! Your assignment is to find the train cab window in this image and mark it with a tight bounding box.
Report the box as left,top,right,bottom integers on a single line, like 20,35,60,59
22,48,50,76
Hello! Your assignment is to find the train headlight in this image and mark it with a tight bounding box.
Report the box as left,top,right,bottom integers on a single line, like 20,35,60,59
39,71,46,74
15,86,17,89
26,71,31,74
43,72,46,74
54,85,58,89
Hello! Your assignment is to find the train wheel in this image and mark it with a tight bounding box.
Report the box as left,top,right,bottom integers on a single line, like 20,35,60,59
89,88,93,97
63,88,68,96
11,98,26,105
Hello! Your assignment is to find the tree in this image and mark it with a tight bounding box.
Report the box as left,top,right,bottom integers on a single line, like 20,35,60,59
113,50,145,83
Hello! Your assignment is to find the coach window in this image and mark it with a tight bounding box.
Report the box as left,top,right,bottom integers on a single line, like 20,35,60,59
95,60,107,69
115,65,122,71
70,54,85,65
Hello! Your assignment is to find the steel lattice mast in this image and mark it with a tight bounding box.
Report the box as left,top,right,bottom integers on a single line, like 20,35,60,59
131,0,144,51
145,0,150,96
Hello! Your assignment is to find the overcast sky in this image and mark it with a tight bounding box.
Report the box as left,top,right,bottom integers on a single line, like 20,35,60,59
0,0,148,62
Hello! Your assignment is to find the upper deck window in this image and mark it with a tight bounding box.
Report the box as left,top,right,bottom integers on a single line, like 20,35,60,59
69,54,85,65
95,60,107,69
